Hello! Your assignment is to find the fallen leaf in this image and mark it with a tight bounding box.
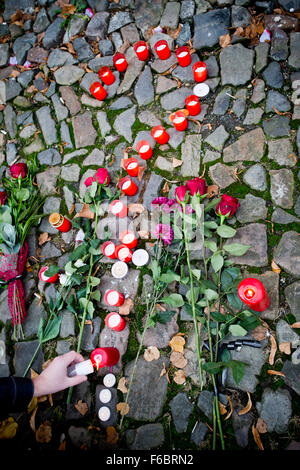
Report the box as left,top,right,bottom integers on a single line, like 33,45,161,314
116,402,129,415
106,426,119,445
219,33,231,48
252,424,264,450
137,230,149,239
160,362,167,378
224,395,233,421
238,391,252,415
128,203,146,216
0,417,18,439
27,396,38,414
119,297,134,316
137,165,145,182
219,401,227,415
256,418,267,434
165,25,182,40
29,407,38,433
271,260,281,274
85,319,93,335
38,232,51,246
291,322,300,329
74,400,88,416
117,377,128,393
169,335,185,353
75,203,95,220
279,342,291,355
156,303,166,312
272,106,292,118
61,4,76,16
36,421,52,444
10,70,20,78
58,440,66,451
172,157,183,168
269,335,277,366
267,370,285,377
144,346,160,362
173,369,186,384
251,326,268,341
235,126,245,131
170,351,187,369
234,26,244,36
162,181,169,193
207,185,219,198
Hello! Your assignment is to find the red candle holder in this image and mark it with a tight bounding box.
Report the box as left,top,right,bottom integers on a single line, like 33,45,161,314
105,312,126,332
120,230,138,249
154,40,171,60
123,157,139,177
237,278,270,312
176,46,191,67
104,289,125,307
193,61,207,82
101,241,117,259
89,82,107,101
113,53,128,72
90,347,120,370
115,244,133,263
134,41,149,61
98,66,115,85
151,125,170,144
185,95,201,116
169,111,188,131
39,266,59,283
136,140,152,160
109,200,128,218
119,177,138,196
49,213,72,233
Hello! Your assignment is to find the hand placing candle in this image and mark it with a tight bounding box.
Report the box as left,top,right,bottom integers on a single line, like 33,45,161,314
104,289,125,307
109,199,128,218
120,230,138,249
49,213,72,232
169,111,188,131
115,244,133,263
39,266,59,283
105,312,126,332
154,40,171,60
185,95,201,116
151,125,170,144
89,82,107,101
67,359,94,377
176,46,191,67
237,278,270,312
98,66,115,85
113,53,128,72
123,157,140,177
119,177,138,196
193,61,207,82
136,140,152,160
90,347,120,370
134,41,149,61
101,241,116,259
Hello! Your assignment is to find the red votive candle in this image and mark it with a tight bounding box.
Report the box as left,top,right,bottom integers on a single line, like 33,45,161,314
120,230,138,249
151,125,170,144
115,244,133,263
39,266,59,283
89,82,107,101
134,41,149,61
193,61,207,82
136,140,152,160
101,241,116,259
90,347,120,370
105,312,126,332
113,53,128,72
104,289,125,307
98,66,115,85
185,95,201,116
119,177,138,196
176,46,191,67
49,213,72,233
109,200,128,218
238,278,270,312
154,40,171,60
123,157,139,177
170,111,188,131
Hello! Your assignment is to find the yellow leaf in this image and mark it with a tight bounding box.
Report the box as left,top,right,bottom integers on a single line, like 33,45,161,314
116,402,129,415
170,351,187,369
238,391,252,415
173,369,186,384
218,401,227,415
271,260,281,274
219,33,231,48
169,335,185,353
172,157,183,168
252,424,264,450
74,400,88,416
106,426,119,445
36,421,52,443
0,418,18,439
144,346,160,362
27,397,38,414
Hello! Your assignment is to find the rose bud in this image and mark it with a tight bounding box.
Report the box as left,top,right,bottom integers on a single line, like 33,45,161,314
84,176,94,187
186,178,207,196
10,162,27,179
216,194,240,218
175,185,189,204
0,190,7,206
95,168,110,185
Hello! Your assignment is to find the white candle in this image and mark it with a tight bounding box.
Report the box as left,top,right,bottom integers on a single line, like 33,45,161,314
118,247,129,260
178,51,188,58
67,359,94,377
107,291,119,305
154,130,163,138
111,261,128,279
103,373,116,387
173,116,185,124
193,83,210,98
122,181,131,190
132,249,149,267
111,201,124,214
116,58,125,65
123,233,134,244
105,244,115,256
98,406,111,421
137,46,146,53
108,313,121,328
195,66,206,73
99,388,112,404
157,44,166,51
139,144,150,153
127,162,137,170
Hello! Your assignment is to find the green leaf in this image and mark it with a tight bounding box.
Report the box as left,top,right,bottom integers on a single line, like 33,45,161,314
220,348,231,362
90,276,100,287
156,310,176,324
217,225,236,238
225,267,241,280
159,293,184,308
186,287,200,304
211,253,224,273
204,240,217,252
227,292,244,310
44,265,60,277
211,311,226,322
203,362,223,375
89,181,98,198
205,288,219,301
160,271,181,284
16,188,30,202
185,302,202,317
192,269,201,280
204,197,221,213
37,318,45,342
223,243,251,256
228,324,248,336
42,316,62,343
150,259,161,281
204,221,218,229
90,290,101,301
65,261,76,275
226,360,246,385
69,243,88,262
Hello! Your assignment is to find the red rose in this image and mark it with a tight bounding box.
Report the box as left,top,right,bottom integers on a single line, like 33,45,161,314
216,194,239,218
186,178,207,196
95,168,110,185
84,176,94,187
0,191,7,206
10,162,27,179
175,185,189,204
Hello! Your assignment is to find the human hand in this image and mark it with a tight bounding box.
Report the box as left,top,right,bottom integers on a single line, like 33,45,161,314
32,351,88,397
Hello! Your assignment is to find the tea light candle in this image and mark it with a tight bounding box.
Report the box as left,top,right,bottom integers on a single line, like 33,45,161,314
101,241,116,259
67,359,94,377
185,95,201,116
98,406,111,421
170,111,188,131
193,83,210,98
193,61,207,82
134,41,149,61
91,347,120,369
119,177,138,196
123,157,139,177
136,140,152,160
132,248,149,267
99,388,112,404
49,213,72,233
120,230,138,249
109,200,128,218
151,125,170,144
39,266,59,284
113,53,128,72
98,66,115,85
104,289,125,307
176,46,191,67
115,244,133,263
154,40,171,60
89,82,107,101
105,312,126,332
111,261,128,279
237,278,270,312
103,373,116,387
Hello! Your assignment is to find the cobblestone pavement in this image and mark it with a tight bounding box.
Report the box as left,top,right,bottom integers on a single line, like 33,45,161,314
0,0,300,451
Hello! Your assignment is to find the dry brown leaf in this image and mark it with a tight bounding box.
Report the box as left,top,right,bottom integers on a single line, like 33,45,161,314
234,26,244,36
117,377,128,393
272,106,292,118
172,157,183,168
36,421,52,444
269,335,277,365
65,42,76,55
119,297,134,316
137,165,146,182
106,426,119,445
137,230,150,239
224,395,233,421
252,424,264,450
75,203,95,220
74,400,88,416
61,4,76,16
219,401,227,415
256,418,267,434
271,260,281,274
144,346,160,362
291,322,300,329
27,397,38,414
170,351,187,369
160,362,167,378
207,185,219,198
38,232,51,246
0,417,18,440
173,369,186,384
10,70,20,79
238,391,252,415
162,181,169,194
251,326,268,341
279,342,291,355
128,203,146,216
219,33,231,48
165,25,182,40
267,369,285,377
156,303,166,312
26,84,38,94
169,335,185,353
58,440,66,451
116,402,129,415
29,407,38,433
235,126,245,131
